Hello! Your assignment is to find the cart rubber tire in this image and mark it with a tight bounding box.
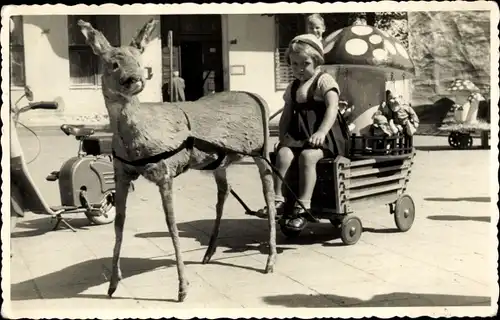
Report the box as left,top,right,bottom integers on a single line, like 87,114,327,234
394,194,415,232
448,132,460,148
280,223,303,239
340,216,363,245
85,192,116,225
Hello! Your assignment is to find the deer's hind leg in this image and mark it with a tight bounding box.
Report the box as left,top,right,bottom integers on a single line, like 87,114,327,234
253,156,277,274
203,167,230,264
158,177,189,302
108,162,137,298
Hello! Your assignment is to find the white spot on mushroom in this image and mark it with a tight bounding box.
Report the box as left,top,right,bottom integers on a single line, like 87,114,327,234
372,48,387,61
369,34,382,44
384,40,397,55
351,25,373,36
395,42,409,59
345,38,369,56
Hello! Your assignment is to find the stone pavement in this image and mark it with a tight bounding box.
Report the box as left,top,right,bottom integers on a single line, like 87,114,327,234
4,131,497,318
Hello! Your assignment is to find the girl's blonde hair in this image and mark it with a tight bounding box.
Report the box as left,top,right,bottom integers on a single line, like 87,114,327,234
285,41,325,67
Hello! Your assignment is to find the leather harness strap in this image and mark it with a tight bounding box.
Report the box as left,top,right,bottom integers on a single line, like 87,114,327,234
112,109,194,168
112,138,194,167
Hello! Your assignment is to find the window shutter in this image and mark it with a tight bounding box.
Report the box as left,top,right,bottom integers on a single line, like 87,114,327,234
274,48,293,90
274,14,305,90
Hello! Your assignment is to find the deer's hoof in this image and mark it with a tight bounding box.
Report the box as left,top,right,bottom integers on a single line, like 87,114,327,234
107,286,117,298
178,290,188,302
202,248,216,264
202,256,211,264
265,264,274,274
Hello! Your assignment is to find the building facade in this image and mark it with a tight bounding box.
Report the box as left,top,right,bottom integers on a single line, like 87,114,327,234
9,14,314,126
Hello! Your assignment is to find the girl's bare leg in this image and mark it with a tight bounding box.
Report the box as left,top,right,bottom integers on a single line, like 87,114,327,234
274,146,295,201
297,149,325,209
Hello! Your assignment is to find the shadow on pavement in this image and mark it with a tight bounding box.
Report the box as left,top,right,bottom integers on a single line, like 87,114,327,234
11,257,176,301
262,292,491,308
12,216,96,238
12,252,281,303
427,215,490,223
362,227,401,234
135,219,404,251
425,196,491,203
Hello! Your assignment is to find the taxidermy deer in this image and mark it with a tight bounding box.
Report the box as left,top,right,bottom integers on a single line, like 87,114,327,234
78,19,277,302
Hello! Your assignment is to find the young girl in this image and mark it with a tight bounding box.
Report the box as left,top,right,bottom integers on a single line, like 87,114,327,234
264,34,350,230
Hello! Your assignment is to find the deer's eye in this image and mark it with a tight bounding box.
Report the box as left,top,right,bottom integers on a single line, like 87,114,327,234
112,62,119,70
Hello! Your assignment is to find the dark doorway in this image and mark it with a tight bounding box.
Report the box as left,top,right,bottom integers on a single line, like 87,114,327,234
161,15,224,102
180,41,204,101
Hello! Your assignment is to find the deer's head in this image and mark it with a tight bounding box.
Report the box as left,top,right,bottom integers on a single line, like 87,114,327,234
78,18,158,98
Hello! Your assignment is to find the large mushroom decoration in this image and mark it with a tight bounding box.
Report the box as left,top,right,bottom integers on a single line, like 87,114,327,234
322,24,416,136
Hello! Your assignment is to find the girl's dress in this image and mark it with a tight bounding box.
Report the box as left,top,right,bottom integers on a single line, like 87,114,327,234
281,71,350,157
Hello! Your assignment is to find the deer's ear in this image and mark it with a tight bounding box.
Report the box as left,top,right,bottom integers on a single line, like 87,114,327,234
78,20,112,56
130,18,158,53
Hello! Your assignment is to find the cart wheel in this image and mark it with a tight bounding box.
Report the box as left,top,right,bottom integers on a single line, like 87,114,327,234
340,216,363,245
394,194,415,232
279,223,303,239
448,132,460,148
463,134,473,149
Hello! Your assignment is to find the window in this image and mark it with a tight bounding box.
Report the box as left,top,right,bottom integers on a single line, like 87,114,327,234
10,16,25,87
274,14,305,90
67,15,120,86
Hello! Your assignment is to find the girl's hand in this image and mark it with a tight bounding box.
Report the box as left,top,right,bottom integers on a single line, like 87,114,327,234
309,131,326,147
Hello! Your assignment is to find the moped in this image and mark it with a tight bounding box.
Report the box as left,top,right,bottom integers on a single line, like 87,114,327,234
11,86,117,233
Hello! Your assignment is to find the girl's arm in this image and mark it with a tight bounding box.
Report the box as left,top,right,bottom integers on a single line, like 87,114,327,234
316,90,339,135
278,84,294,141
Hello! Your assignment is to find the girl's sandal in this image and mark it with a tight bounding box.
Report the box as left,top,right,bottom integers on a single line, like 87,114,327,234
257,201,285,219
286,206,308,230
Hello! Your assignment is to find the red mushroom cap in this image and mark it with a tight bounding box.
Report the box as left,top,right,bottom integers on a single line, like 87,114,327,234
323,25,415,80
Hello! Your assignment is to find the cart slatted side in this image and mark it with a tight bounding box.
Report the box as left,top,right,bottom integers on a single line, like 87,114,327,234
336,153,414,213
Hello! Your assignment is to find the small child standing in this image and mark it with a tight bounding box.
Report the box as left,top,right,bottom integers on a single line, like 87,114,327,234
261,34,350,230
306,13,326,43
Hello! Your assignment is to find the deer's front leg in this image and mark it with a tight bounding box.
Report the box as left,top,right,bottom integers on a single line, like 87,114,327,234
108,162,135,298
158,176,189,302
